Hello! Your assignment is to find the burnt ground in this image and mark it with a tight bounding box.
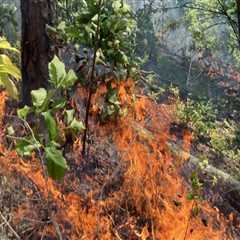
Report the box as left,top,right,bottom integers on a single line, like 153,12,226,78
0,85,238,239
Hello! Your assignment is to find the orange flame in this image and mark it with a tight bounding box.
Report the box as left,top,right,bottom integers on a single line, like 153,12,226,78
0,86,234,239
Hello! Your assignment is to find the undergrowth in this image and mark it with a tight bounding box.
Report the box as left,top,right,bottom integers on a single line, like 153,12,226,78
0,89,232,239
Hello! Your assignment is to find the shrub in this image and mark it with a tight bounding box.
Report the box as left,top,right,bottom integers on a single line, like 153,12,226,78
61,0,138,81
0,3,18,41
0,37,20,100
11,56,85,180
210,120,240,161
177,98,217,138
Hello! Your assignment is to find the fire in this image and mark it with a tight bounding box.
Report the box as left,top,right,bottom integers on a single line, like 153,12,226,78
0,86,234,239
114,96,230,239
0,91,6,124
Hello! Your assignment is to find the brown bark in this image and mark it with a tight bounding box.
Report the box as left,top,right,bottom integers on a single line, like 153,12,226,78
21,0,55,104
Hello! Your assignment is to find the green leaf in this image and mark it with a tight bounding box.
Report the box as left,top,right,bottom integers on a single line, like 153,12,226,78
50,141,61,148
0,48,20,100
42,111,58,141
69,118,85,132
107,88,120,105
31,88,47,109
96,48,106,65
65,109,75,125
51,99,66,111
112,0,122,11
17,105,31,120
7,126,15,135
0,38,20,53
48,55,77,89
57,21,66,31
107,105,116,116
45,145,69,180
16,138,41,157
49,55,66,88
64,69,78,88
0,72,19,100
121,3,131,13
0,54,21,80
187,193,194,201
82,0,87,7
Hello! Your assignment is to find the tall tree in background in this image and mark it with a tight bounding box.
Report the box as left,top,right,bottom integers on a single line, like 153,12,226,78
21,0,55,104
236,0,240,48
185,0,240,65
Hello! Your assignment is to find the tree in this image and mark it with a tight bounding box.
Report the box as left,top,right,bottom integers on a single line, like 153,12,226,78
21,0,55,104
236,0,240,48
64,0,137,157
184,0,240,64
0,3,18,42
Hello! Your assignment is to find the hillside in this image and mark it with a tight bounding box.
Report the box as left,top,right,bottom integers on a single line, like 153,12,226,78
0,83,236,239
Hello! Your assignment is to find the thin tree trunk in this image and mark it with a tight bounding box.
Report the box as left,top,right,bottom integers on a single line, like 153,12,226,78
236,0,240,49
21,0,55,104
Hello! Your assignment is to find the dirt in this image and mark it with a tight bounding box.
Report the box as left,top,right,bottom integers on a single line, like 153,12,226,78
0,87,237,239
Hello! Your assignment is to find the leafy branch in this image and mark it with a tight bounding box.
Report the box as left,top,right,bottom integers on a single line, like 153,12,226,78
10,56,85,180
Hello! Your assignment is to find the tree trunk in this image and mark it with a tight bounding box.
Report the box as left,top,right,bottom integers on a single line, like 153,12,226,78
236,0,240,49
21,0,55,104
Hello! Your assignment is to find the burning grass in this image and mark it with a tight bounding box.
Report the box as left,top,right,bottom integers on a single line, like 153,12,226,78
0,86,235,239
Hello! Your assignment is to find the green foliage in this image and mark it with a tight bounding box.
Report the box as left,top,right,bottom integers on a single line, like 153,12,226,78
187,154,209,203
100,86,122,122
31,88,48,110
135,2,157,62
65,109,75,125
69,118,85,133
57,0,83,24
185,0,240,64
17,105,30,120
54,0,139,126
13,56,84,180
177,98,217,137
177,98,240,162
49,55,78,89
210,120,240,160
45,144,69,180
62,0,137,80
185,0,219,50
42,111,59,141
0,37,20,100
0,3,18,41
16,138,41,157
187,171,203,201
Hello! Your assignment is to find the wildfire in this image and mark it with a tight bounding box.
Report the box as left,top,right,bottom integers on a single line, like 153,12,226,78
114,96,230,240
0,91,6,124
0,85,234,239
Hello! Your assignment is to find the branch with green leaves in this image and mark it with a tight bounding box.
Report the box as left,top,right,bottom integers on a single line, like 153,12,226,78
9,56,85,180
0,37,21,100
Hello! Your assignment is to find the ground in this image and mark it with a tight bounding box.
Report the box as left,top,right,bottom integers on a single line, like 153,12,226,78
0,84,237,239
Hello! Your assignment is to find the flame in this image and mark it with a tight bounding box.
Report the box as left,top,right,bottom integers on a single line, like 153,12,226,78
113,96,230,239
0,86,234,239
0,91,6,124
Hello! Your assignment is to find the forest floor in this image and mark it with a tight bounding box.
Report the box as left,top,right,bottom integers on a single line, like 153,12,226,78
0,81,238,239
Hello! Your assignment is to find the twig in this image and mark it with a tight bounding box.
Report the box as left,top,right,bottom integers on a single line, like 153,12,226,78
0,211,21,239
5,115,50,213
113,230,123,240
82,0,103,158
52,219,63,240
107,214,123,240
186,51,195,92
